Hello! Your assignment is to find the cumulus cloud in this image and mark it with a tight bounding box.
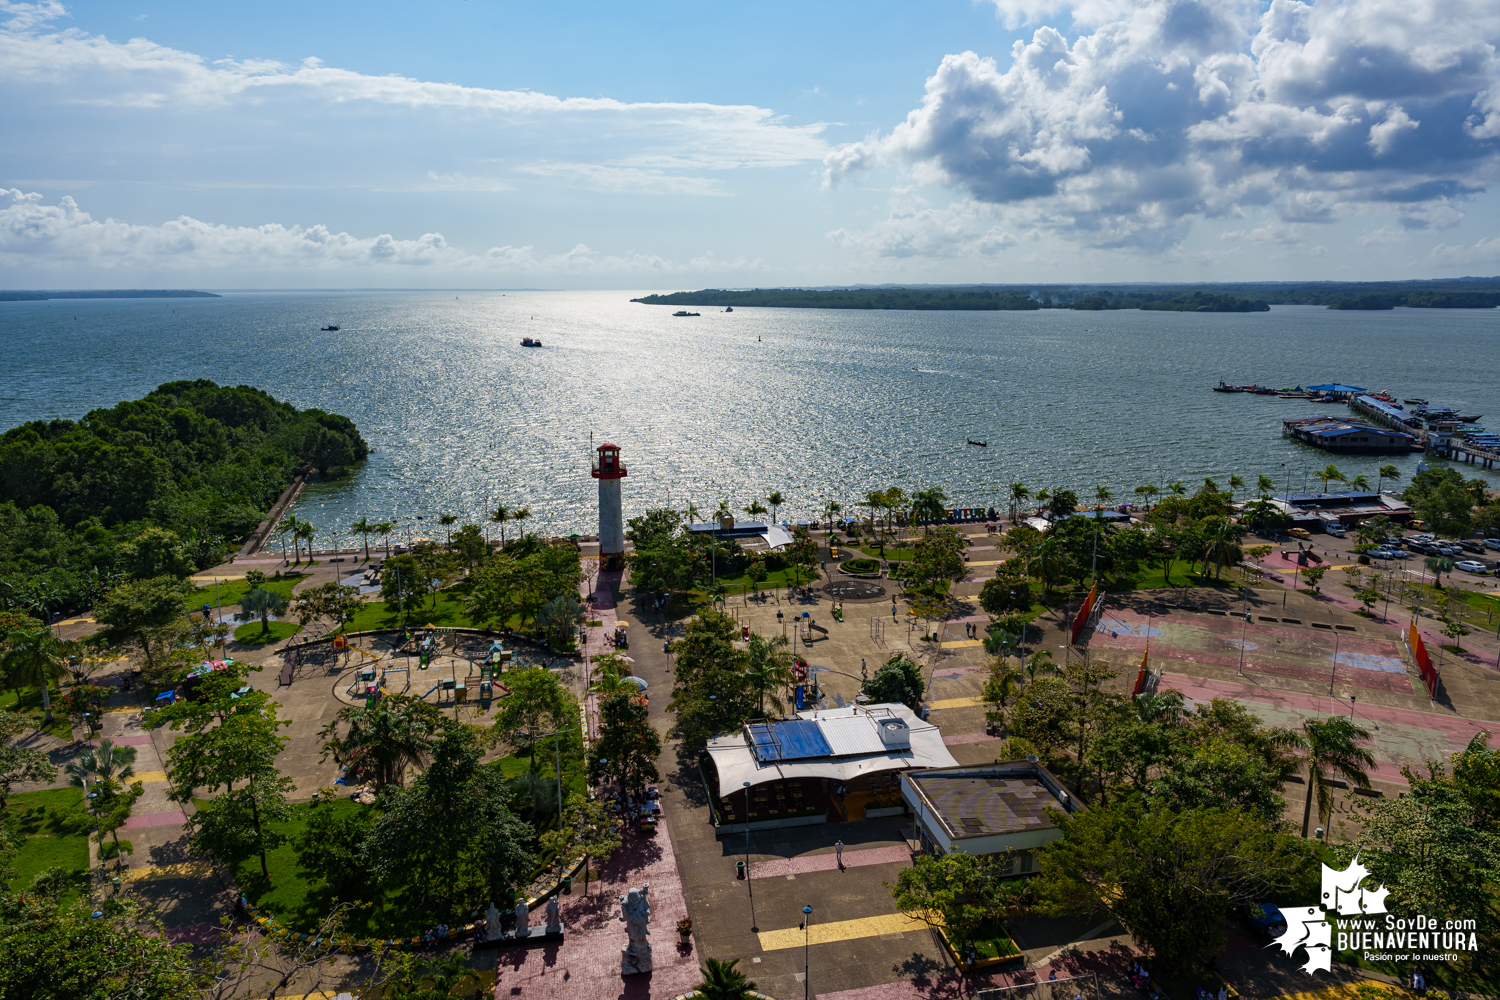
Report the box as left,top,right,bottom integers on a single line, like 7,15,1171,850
1428,235,1500,265
828,0,1500,250
827,197,1019,257
0,189,766,276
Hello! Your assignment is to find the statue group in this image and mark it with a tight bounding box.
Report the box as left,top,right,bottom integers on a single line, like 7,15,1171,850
619,882,652,976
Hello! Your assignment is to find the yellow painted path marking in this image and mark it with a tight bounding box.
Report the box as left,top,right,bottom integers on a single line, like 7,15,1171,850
104,706,141,715
939,639,984,649
123,860,213,882
758,911,934,951
1275,983,1401,1000
928,695,984,710
131,770,168,784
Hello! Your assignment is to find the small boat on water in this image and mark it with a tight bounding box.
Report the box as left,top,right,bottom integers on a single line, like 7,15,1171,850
967,439,988,447
724,306,734,313
521,337,542,347
1404,398,1428,406
321,325,340,331
1212,381,1243,393
673,310,701,317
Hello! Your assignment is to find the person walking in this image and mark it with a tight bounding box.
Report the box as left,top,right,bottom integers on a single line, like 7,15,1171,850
834,839,844,869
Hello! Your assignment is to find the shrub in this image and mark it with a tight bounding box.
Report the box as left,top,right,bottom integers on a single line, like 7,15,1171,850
841,558,879,574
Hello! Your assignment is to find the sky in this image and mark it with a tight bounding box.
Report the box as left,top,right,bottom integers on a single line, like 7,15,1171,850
2,0,1499,288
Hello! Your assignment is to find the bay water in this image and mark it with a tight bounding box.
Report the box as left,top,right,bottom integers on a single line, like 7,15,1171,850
2,290,1494,547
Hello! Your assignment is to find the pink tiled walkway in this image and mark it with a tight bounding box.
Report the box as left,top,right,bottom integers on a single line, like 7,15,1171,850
123,809,189,829
749,844,911,880
493,804,698,999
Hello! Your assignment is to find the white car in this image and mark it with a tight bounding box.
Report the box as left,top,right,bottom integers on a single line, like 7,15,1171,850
1486,539,1500,552
1372,548,1409,559
1456,560,1489,575
1323,523,1347,537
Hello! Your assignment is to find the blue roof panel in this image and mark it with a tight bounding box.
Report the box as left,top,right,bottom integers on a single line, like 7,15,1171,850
747,719,833,762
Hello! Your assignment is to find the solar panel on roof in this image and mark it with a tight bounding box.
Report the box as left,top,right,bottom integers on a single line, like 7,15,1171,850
747,719,833,762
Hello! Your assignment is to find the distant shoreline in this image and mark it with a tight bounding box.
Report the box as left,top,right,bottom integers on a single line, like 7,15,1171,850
0,289,221,301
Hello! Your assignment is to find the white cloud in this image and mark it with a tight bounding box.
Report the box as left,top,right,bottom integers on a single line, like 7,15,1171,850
1428,235,1500,265
829,0,1500,251
514,163,727,196
0,5,829,173
826,197,1018,257
0,188,767,276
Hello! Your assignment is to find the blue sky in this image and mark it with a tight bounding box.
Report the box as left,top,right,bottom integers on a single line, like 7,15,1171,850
3,0,1499,287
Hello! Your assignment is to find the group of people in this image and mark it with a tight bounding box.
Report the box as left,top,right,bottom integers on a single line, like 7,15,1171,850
1129,962,1151,990
421,922,450,946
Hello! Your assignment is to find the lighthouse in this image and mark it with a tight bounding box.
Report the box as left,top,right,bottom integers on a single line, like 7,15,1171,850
592,442,627,568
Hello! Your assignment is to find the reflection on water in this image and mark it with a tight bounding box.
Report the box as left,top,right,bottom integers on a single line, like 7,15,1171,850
2,291,1494,546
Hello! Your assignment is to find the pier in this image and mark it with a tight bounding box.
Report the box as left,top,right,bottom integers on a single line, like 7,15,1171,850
1452,440,1500,469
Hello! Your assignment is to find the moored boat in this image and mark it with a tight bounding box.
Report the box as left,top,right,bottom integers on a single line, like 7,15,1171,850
521,337,542,347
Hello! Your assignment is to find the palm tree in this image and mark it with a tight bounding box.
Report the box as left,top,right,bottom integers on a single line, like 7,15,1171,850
511,506,532,540
1133,484,1157,509
296,519,317,563
1294,716,1374,837
1425,556,1455,588
694,958,758,1000
743,500,769,523
240,588,290,635
437,513,458,546
65,737,137,789
1132,690,1185,724
489,504,515,546
743,632,794,716
1022,536,1067,598
1168,480,1187,496
1227,474,1245,494
1008,483,1030,524
1093,484,1114,518
1349,474,1372,493
1317,464,1346,493
1257,474,1276,498
983,660,1025,712
1201,518,1243,579
1377,464,1400,495
766,491,785,525
823,500,841,533
350,517,375,561
374,520,394,558
910,488,948,530
1022,649,1059,685
318,695,442,792
2,628,71,723
685,502,703,524
278,514,300,563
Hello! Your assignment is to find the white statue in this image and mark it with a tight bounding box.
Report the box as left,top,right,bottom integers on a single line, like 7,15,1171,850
514,898,531,938
483,902,502,941
619,882,652,975
545,896,563,936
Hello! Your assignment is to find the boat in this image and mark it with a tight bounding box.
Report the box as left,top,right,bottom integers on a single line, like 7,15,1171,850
672,310,701,317
321,325,340,331
967,439,988,447
520,337,542,347
1458,415,1484,423
724,306,734,313
1404,398,1428,405
1248,386,1279,395
1212,381,1243,393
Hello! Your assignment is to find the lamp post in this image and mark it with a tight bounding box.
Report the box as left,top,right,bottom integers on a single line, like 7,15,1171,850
522,727,566,830
743,780,756,928
803,905,813,1000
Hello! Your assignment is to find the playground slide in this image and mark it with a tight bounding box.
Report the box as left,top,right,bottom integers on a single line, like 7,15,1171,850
344,644,382,665
419,685,442,702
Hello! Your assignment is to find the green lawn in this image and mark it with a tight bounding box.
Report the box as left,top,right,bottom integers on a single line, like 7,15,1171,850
0,683,74,739
860,545,915,561
4,787,92,892
1118,558,1245,592
707,566,824,598
343,584,479,632
188,572,308,608
233,620,302,646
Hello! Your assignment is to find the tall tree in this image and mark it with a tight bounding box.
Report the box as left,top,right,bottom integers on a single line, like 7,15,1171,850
1317,464,1346,493
1292,716,1374,837
590,691,661,793
1008,482,1031,523
1,627,71,723
238,587,289,635
1032,798,1315,972
493,666,577,771
765,491,785,525
64,738,137,790
1376,464,1400,494
92,576,189,675
0,712,55,808
375,520,394,557
436,513,458,546
743,631,794,716
351,517,375,561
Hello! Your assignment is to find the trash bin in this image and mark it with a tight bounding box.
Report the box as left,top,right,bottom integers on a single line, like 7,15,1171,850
562,875,573,895
736,860,746,879
663,641,671,653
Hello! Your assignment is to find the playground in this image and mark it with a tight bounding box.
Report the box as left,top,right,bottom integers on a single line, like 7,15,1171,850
276,625,575,715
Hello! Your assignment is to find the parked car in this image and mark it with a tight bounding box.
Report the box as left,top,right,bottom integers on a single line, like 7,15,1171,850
1440,543,1464,556
1372,547,1409,560
1237,903,1289,941
1460,540,1486,554
1456,560,1489,575
1409,519,1431,530
1323,523,1347,538
1486,539,1500,552
1288,527,1312,540
1411,534,1436,543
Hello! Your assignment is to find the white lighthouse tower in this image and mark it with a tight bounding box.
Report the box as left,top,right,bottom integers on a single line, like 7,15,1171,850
592,442,627,568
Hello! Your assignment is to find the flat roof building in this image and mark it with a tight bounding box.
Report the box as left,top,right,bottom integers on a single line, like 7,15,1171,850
901,761,1080,870
1283,415,1416,454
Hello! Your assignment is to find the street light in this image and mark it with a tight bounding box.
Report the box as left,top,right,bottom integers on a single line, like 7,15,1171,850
803,905,813,1000
743,780,756,929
